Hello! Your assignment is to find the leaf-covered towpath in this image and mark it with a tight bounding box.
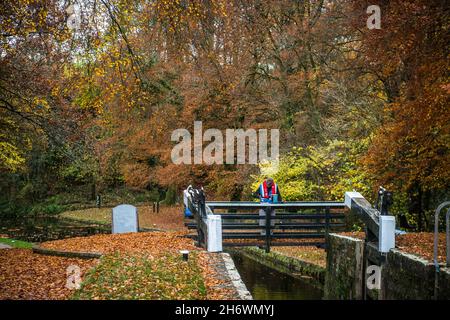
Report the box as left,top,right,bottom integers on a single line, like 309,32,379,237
0,232,237,300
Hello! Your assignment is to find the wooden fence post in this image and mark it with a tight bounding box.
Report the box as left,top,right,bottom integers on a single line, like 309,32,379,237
325,206,330,249
265,206,271,253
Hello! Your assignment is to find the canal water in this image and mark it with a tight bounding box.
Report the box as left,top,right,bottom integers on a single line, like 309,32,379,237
229,251,323,300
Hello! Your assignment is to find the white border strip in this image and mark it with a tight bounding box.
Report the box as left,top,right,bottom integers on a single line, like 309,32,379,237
221,253,253,300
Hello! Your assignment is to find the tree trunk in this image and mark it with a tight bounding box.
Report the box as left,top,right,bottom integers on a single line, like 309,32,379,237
422,189,431,231
90,181,96,201
408,182,423,231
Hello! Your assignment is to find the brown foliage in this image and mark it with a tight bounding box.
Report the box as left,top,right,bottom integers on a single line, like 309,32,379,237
358,0,449,196
396,232,447,264
0,249,96,300
40,231,197,256
138,206,186,231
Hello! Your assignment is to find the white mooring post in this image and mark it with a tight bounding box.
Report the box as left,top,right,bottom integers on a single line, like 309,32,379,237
379,215,395,253
206,215,222,252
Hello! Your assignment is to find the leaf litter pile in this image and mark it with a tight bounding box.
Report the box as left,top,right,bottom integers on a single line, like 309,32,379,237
0,232,236,300
396,232,447,264
40,231,197,256
0,249,96,300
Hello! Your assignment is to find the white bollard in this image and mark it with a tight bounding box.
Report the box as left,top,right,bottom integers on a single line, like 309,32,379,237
206,215,222,252
379,215,396,253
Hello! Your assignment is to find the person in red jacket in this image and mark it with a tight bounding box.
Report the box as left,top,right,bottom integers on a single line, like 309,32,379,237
254,177,282,203
254,178,282,235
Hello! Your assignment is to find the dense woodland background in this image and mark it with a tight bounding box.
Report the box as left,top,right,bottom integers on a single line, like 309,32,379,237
0,0,448,231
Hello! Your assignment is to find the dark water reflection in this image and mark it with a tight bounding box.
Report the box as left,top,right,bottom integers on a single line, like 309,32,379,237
0,217,110,243
230,252,323,300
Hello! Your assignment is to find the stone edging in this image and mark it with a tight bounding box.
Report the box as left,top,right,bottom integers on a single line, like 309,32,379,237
220,253,253,300
139,227,166,232
330,233,364,243
32,245,103,259
390,248,434,266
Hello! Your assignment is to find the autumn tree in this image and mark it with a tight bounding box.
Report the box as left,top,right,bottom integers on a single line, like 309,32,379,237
353,0,450,230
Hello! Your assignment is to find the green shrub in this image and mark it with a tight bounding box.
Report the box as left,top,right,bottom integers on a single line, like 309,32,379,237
0,200,30,217
29,202,67,215
161,187,177,205
252,140,373,202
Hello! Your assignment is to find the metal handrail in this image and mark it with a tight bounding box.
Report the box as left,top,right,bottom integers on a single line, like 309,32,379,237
187,190,347,252
433,201,450,300
447,208,450,267
434,201,450,270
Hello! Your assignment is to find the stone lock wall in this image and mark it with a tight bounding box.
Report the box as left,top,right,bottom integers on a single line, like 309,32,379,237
381,248,434,299
324,234,364,299
382,248,450,300
437,267,450,299
325,233,450,300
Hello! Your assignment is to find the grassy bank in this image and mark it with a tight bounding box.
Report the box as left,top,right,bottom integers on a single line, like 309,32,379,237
60,205,185,231
72,252,206,300
0,238,33,249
